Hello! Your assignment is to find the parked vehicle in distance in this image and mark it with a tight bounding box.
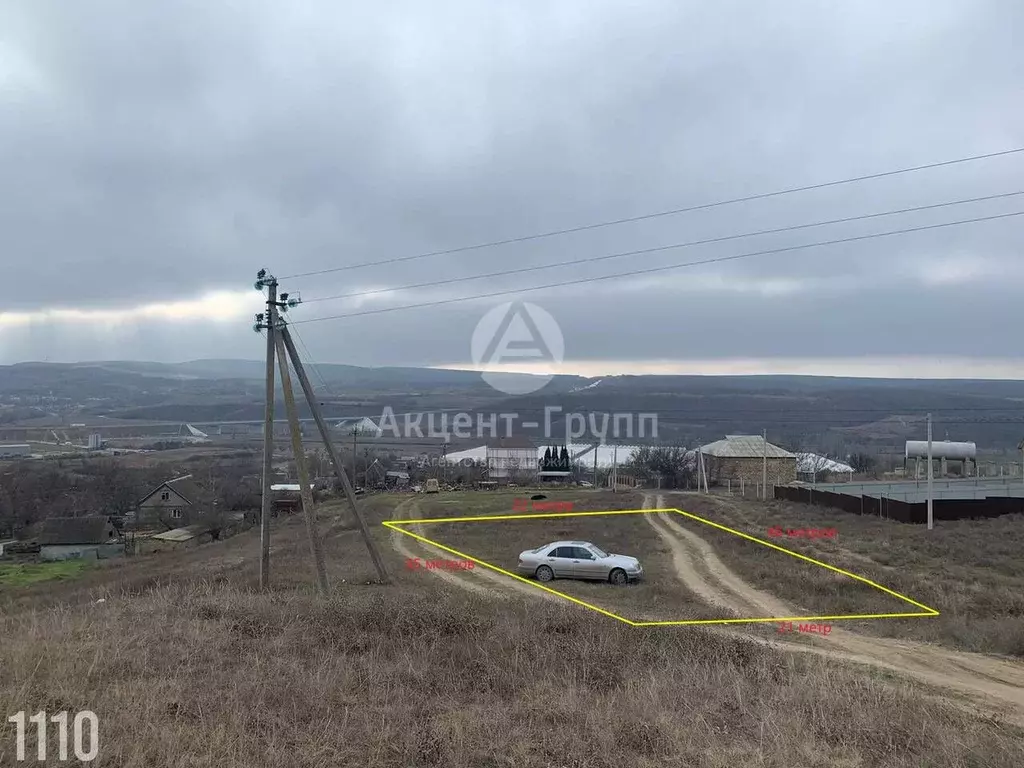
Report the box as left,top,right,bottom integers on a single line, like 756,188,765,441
423,478,440,493
516,540,643,585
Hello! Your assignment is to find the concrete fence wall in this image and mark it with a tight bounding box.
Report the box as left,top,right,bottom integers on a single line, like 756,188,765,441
775,485,1024,524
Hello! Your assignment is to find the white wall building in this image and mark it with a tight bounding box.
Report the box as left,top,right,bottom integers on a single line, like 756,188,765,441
485,437,538,480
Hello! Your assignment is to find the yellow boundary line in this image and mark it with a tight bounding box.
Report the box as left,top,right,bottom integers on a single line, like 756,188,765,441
383,508,941,627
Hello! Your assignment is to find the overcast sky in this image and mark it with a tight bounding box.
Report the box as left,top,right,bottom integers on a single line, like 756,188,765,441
1,0,1022,376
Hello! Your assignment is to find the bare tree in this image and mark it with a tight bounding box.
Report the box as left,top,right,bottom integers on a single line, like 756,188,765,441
626,446,695,489
505,456,522,486
848,452,877,476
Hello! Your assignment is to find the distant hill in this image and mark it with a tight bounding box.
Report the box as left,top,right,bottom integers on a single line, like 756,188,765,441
46,359,585,392
2,360,1023,452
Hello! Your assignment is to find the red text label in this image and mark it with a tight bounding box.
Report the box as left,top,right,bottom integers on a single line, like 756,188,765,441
512,499,574,512
405,557,475,571
777,622,832,635
767,527,836,539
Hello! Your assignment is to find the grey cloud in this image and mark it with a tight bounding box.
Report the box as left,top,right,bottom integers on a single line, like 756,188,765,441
1,0,1022,367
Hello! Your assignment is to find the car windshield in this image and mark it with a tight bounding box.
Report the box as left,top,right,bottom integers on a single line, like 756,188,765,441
532,545,551,554
589,545,608,558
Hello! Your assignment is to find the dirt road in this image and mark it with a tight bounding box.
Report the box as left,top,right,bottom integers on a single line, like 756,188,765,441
384,492,1024,724
643,493,1024,726
387,496,562,603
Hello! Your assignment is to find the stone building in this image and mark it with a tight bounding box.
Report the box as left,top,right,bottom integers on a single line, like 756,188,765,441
699,435,797,487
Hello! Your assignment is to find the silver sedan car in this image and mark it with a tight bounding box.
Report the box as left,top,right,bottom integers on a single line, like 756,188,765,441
516,540,643,585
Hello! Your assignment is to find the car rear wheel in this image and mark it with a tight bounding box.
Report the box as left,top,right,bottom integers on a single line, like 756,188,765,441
536,565,554,582
609,568,628,585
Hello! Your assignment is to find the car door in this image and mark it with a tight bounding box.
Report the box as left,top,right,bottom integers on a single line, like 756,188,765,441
570,546,603,580
548,546,576,578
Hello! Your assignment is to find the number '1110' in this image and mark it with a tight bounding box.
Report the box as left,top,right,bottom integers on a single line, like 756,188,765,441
6,710,99,762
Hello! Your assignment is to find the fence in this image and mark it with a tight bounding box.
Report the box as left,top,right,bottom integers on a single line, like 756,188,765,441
774,485,1024,524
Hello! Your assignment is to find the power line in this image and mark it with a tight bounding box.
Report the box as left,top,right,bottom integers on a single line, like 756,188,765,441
300,191,1023,304
280,146,1024,280
253,405,1024,415
457,406,1024,415
289,322,334,397
291,208,1024,325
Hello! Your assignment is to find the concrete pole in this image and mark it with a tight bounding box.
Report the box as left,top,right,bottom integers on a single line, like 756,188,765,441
612,444,618,492
280,325,390,583
275,332,329,594
762,428,768,501
259,280,277,590
927,413,933,530
352,428,358,488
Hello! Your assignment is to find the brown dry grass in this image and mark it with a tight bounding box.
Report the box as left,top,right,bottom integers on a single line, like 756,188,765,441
2,489,1024,766
4,581,1024,767
669,493,1024,656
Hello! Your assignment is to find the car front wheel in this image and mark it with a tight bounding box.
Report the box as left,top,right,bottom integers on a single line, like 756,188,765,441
536,565,554,582
609,568,627,585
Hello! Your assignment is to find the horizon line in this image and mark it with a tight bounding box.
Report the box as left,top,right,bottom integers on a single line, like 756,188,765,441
5,356,1024,382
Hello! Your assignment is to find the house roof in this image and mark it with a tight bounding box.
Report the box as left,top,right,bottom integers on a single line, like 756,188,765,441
335,417,382,433
36,516,116,545
139,475,205,506
700,435,796,459
486,435,535,449
165,475,204,504
796,453,855,474
151,523,212,542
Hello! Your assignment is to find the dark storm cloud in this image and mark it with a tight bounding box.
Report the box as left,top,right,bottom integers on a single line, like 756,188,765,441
1,0,1022,367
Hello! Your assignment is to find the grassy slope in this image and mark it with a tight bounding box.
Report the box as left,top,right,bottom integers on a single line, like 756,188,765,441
0,560,92,586
1,490,1022,766
669,493,1024,656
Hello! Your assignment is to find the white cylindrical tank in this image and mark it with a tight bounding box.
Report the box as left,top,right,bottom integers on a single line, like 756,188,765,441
905,440,976,460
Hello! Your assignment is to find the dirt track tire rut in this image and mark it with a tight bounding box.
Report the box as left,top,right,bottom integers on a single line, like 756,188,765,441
388,497,560,603
643,493,1024,726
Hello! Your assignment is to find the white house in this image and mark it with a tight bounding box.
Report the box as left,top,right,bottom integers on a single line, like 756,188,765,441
485,436,537,480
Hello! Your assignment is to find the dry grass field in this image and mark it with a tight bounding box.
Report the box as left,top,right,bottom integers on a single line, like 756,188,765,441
2,488,1024,766
668,492,1024,656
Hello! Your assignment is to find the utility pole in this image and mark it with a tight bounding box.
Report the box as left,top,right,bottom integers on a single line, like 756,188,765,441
1018,438,1024,488
612,444,618,492
352,427,358,489
927,413,934,530
762,428,768,501
275,328,329,594
280,324,390,583
255,270,277,590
